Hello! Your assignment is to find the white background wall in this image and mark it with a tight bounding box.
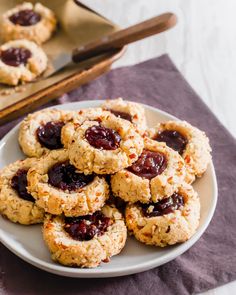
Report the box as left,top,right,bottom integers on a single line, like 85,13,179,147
83,0,236,139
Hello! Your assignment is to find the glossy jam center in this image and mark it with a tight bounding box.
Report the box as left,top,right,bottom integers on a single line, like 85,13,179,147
141,193,184,217
11,169,35,202
85,125,121,150
9,9,41,26
128,149,167,179
0,48,32,67
64,211,112,241
154,130,187,155
108,109,132,122
48,161,94,191
36,121,64,150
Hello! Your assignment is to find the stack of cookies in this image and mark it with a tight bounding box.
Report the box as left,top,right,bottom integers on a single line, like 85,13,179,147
0,98,212,268
0,2,57,85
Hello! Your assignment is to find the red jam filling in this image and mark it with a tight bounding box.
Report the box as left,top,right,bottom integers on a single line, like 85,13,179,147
48,161,94,192
36,121,65,150
154,130,187,155
11,169,35,202
140,193,184,217
0,48,32,67
9,9,41,26
127,149,167,179
64,211,112,241
85,125,121,150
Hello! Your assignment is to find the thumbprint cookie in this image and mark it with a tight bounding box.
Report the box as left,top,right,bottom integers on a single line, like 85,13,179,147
148,121,212,183
111,138,186,203
0,39,47,85
125,184,200,247
0,2,57,44
27,149,109,216
68,113,144,174
18,109,75,157
0,158,44,225
61,108,111,149
43,205,127,268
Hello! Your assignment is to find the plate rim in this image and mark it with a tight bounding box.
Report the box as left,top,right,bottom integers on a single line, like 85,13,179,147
0,100,218,278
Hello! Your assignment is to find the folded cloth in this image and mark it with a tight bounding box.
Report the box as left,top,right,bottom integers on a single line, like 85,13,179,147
0,54,235,295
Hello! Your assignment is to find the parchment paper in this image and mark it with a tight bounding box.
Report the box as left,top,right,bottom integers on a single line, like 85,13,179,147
0,0,118,110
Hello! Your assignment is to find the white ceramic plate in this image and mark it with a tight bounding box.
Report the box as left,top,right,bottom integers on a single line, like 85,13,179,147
0,100,217,278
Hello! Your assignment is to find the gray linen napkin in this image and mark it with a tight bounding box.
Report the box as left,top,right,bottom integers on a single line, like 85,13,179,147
0,55,235,295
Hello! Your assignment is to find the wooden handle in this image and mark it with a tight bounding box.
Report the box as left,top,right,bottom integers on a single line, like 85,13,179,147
72,12,177,63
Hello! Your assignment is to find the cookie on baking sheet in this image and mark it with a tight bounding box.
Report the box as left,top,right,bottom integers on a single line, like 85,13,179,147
111,137,186,203
0,39,47,86
68,113,144,175
43,205,127,268
0,158,44,225
148,120,212,183
18,108,76,158
0,2,57,44
27,149,109,216
61,108,111,149
101,98,147,133
125,184,200,247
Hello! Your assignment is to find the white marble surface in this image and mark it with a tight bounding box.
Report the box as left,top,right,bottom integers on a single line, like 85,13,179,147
81,0,236,294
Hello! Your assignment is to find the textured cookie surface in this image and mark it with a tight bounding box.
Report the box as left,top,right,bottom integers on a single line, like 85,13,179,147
69,113,144,174
0,2,57,44
101,98,147,133
0,39,47,85
0,158,44,225
43,205,127,268
61,108,111,149
125,184,200,247
148,120,212,183
27,149,109,216
111,138,186,203
19,109,75,157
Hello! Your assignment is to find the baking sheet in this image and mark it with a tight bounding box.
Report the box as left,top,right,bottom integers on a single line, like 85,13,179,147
0,0,119,110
